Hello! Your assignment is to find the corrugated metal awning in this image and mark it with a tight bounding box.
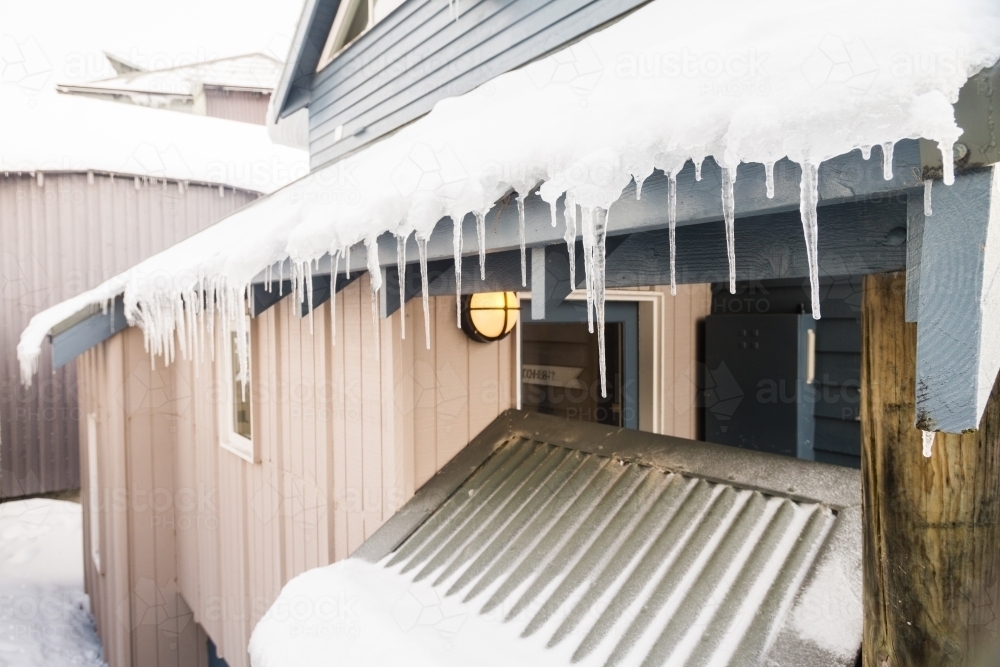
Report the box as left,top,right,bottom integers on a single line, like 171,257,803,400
352,410,862,667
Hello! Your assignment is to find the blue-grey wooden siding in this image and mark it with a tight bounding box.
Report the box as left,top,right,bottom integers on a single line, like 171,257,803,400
710,277,863,468
307,0,650,169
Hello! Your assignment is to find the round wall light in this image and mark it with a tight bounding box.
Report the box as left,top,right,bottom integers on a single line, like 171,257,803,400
461,292,519,343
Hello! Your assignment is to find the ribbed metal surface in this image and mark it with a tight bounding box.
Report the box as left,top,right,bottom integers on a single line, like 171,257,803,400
385,436,835,667
0,172,256,498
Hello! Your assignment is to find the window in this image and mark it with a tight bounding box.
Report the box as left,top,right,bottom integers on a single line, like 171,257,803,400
219,320,258,462
317,0,376,71
87,413,103,575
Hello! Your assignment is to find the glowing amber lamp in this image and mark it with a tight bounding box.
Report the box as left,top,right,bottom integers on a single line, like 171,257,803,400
461,292,519,343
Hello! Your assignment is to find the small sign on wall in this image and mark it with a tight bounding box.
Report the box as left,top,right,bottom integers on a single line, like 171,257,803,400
522,364,585,389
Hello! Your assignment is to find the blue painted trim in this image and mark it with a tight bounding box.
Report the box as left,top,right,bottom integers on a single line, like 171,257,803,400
50,299,127,369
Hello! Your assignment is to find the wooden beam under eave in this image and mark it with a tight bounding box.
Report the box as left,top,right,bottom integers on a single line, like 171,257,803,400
914,167,1000,433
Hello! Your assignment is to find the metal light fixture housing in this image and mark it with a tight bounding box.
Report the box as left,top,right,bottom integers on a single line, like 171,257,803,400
461,292,519,343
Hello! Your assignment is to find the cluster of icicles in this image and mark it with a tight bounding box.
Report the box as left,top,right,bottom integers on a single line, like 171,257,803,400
127,141,950,401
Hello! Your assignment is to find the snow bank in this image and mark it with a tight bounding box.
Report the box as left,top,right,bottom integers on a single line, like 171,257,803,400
0,499,105,667
16,0,1000,389
0,86,307,193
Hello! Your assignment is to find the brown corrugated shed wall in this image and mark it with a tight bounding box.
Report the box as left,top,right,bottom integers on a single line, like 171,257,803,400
0,172,256,499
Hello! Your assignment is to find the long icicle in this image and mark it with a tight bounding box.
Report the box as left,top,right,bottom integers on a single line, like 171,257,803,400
397,233,407,340
594,207,609,398
881,141,895,180
366,240,382,361
418,236,431,349
563,195,577,296
764,161,775,199
453,215,463,327
330,251,340,346
518,194,527,287
668,173,678,296
476,211,486,280
924,179,933,216
799,161,822,319
721,164,737,294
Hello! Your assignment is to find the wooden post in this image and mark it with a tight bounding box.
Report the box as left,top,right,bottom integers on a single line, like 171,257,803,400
862,271,1000,666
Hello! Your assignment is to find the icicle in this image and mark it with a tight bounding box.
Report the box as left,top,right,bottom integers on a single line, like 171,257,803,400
799,162,822,319
668,173,677,296
922,430,935,458
366,240,382,333
634,175,645,200
418,236,431,350
860,145,872,160
581,206,596,333
330,251,340,346
518,194,527,287
881,141,894,180
563,195,577,296
475,211,487,280
924,179,933,216
549,200,558,228
721,165,737,295
594,208,610,398
344,245,351,279
453,216,463,327
397,234,407,340
764,162,775,199
694,158,704,182
939,140,955,186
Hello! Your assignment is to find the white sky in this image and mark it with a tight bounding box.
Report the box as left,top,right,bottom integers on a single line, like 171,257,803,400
0,0,306,92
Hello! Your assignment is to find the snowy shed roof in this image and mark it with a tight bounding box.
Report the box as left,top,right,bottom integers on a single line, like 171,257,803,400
0,86,307,192
56,52,283,97
15,0,1000,384
249,410,863,667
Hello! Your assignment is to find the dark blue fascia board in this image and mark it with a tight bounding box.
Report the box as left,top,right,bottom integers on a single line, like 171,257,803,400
50,298,128,369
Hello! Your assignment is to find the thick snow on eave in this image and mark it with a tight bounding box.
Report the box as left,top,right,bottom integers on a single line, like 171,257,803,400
0,86,307,193
16,0,1000,386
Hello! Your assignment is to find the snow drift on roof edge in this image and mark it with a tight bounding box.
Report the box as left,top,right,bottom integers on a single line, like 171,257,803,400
16,0,1000,389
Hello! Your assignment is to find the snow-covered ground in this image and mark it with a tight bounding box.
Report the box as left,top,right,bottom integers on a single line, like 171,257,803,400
0,498,105,667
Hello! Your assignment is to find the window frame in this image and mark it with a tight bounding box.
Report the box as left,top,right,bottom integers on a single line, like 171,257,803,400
316,0,377,72
218,317,258,463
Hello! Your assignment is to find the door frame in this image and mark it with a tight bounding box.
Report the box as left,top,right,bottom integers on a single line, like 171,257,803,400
516,289,666,433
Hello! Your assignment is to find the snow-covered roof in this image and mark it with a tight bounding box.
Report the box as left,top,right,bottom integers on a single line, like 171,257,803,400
0,86,308,192
249,411,863,667
57,52,283,97
16,0,1000,385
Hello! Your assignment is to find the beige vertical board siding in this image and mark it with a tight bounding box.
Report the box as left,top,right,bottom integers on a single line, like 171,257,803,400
0,173,256,499
651,283,712,439
204,89,270,125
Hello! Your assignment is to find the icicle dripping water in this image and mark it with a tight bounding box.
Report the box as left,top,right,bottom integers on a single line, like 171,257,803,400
924,179,933,216
922,430,935,458
453,216,463,327
721,165,737,294
476,211,486,280
417,237,431,350
397,234,407,340
518,194,527,287
668,173,678,296
799,162,822,319
764,162,775,199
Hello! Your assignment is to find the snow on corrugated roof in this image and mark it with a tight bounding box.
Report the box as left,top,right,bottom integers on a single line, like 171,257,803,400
249,416,863,667
60,52,282,96
16,0,1000,387
0,86,307,192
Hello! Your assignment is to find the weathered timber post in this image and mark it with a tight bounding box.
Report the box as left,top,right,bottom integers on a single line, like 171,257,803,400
862,271,1000,666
